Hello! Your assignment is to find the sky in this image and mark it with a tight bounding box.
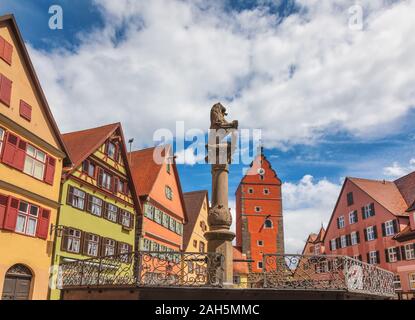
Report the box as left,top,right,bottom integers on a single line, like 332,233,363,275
1,0,415,253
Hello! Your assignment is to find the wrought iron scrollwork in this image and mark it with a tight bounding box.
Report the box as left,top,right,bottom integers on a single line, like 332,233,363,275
59,251,224,289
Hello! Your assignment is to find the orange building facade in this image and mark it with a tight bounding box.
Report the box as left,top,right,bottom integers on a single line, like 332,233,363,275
129,145,187,254
235,153,284,273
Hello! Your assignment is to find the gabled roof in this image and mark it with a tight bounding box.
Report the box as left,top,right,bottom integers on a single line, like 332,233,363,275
0,14,69,160
62,123,119,169
61,123,142,215
129,145,188,223
183,190,209,250
128,146,163,197
394,171,415,208
315,227,326,242
349,177,408,215
233,246,249,274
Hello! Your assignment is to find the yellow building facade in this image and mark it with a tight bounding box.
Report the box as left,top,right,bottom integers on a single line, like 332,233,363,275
182,190,209,254
50,123,140,299
0,15,68,300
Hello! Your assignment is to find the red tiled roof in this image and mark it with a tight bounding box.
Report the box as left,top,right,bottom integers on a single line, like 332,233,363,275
233,246,249,274
394,171,415,208
128,146,164,197
349,177,408,216
62,123,119,168
182,190,208,250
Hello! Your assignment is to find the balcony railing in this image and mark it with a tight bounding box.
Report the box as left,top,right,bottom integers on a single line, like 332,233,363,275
259,254,396,298
58,251,224,289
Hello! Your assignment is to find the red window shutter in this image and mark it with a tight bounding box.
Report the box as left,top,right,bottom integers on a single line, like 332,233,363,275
113,177,119,193
19,100,32,121
4,197,19,231
36,208,50,240
14,140,27,171
3,41,13,65
97,167,103,187
2,132,18,166
44,155,56,185
0,37,4,59
0,74,12,107
0,194,9,229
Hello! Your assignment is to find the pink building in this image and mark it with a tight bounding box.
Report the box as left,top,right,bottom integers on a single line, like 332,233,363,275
324,173,415,298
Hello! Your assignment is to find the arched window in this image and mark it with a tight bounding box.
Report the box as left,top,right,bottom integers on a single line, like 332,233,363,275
2,264,33,300
264,219,273,229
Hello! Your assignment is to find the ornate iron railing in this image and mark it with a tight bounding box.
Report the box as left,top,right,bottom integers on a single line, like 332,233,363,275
261,254,396,298
58,251,224,289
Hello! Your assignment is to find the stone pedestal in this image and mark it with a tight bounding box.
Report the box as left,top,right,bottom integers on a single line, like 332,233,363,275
205,229,235,288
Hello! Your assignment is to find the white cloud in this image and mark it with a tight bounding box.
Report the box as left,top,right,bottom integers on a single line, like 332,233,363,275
175,146,205,165
383,158,415,178
28,0,415,149
282,175,341,253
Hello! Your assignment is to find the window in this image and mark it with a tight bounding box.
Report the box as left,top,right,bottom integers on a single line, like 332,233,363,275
165,186,173,200
409,273,415,290
263,188,270,195
387,247,398,263
0,127,4,157
347,192,354,206
257,261,263,269
330,239,336,251
405,244,415,260
193,240,198,248
162,212,169,228
384,220,395,236
314,243,321,255
257,240,264,247
89,196,103,217
118,243,131,263
103,239,116,256
70,188,86,210
120,210,132,228
106,203,118,222
63,228,81,253
166,163,171,174
366,226,376,241
349,211,358,224
188,262,194,274
255,206,262,213
337,216,345,229
82,160,95,177
15,201,39,236
199,242,205,253
142,238,151,251
363,203,375,219
351,232,358,245
264,219,273,229
248,188,254,194
107,142,117,159
85,234,100,257
259,175,264,181
176,221,183,235
154,209,162,224
340,235,347,248
144,204,155,220
393,275,402,291
101,171,112,190
169,217,176,231
233,276,241,285
368,251,378,265
23,145,46,180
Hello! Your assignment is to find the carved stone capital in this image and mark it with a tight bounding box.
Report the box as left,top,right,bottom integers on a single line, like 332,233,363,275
208,204,232,230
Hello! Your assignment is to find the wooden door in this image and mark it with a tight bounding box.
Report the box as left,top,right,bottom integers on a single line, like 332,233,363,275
1,264,32,300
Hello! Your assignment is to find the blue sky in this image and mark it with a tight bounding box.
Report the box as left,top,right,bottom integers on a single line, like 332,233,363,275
2,0,414,252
